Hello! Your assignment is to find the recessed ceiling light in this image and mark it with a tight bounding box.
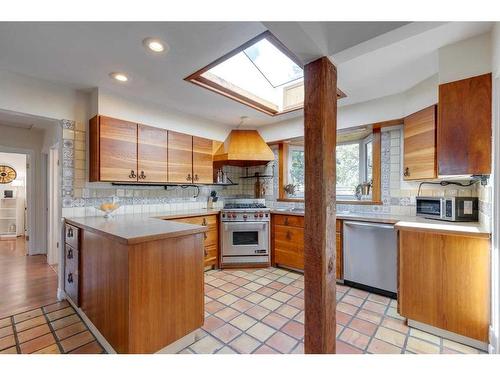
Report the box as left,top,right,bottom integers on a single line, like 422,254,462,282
109,72,129,82
143,37,168,53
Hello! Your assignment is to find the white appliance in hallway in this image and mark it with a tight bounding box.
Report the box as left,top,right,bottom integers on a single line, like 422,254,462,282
221,199,270,266
343,221,397,297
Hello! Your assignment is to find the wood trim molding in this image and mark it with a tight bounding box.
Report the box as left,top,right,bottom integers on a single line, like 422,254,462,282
371,128,382,203
303,56,337,354
278,143,289,200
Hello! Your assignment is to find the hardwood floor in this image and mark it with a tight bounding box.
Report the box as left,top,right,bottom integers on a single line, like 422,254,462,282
0,237,58,319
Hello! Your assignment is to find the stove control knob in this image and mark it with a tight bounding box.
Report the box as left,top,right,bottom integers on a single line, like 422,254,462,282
222,214,226,218
243,214,248,219
254,213,258,218
265,213,269,217
259,213,263,217
232,214,237,219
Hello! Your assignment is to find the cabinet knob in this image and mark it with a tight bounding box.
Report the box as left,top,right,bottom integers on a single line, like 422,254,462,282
404,167,410,177
67,273,73,284
194,174,199,181
67,248,73,259
67,227,73,238
186,174,192,181
139,171,146,180
129,170,137,179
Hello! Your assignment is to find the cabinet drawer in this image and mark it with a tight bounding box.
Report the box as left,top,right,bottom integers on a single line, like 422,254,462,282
65,224,80,249
273,215,304,228
64,245,79,305
175,215,217,226
204,228,218,247
274,225,304,247
204,244,218,267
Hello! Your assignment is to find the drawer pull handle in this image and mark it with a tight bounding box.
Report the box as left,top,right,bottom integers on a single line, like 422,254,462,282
202,218,207,226
129,170,137,179
139,171,146,180
67,227,73,238
204,232,207,240
186,173,192,181
194,174,199,181
67,248,73,259
404,167,410,177
67,273,73,284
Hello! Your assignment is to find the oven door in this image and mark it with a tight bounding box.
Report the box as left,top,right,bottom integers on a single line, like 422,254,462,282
222,222,269,256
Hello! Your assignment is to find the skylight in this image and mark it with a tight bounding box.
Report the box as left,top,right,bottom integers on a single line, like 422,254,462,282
185,31,345,116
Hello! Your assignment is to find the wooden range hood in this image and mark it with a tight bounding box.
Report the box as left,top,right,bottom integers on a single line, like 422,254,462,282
213,129,275,167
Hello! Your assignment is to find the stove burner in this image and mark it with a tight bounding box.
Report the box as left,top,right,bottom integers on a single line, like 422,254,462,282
224,203,267,209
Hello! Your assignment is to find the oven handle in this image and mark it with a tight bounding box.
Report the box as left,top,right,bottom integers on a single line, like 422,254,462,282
224,223,268,232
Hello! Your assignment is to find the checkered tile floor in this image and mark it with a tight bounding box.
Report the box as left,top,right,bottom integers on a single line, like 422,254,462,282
0,300,105,354
178,267,485,354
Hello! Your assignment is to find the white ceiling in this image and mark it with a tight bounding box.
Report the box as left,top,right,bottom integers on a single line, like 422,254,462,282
0,22,494,128
0,109,58,131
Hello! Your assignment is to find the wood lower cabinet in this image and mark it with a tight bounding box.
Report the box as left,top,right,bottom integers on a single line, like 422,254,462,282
168,131,194,183
272,214,343,279
171,214,219,268
398,229,490,342
403,105,437,180
438,73,492,175
90,116,138,182
137,124,168,182
192,136,214,183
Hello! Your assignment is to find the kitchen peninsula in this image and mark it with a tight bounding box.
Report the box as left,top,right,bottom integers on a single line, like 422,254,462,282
64,213,209,354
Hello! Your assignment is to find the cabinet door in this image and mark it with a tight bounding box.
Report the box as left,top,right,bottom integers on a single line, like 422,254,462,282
273,224,304,270
138,125,168,183
168,131,193,183
438,73,492,175
192,136,214,184
99,116,138,182
403,106,437,180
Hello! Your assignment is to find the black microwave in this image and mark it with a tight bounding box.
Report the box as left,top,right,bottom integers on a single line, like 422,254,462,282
416,196,478,222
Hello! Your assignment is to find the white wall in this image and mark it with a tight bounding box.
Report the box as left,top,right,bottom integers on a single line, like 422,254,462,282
0,124,48,254
95,89,231,141
0,152,26,236
0,70,90,124
259,75,438,142
438,32,492,84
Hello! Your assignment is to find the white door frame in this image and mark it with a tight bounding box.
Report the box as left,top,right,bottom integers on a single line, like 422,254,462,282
0,146,35,255
47,145,60,265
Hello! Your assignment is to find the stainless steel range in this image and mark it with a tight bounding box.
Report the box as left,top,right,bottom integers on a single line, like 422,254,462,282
221,199,270,267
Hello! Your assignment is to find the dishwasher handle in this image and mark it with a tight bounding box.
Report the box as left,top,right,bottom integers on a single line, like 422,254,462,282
343,221,394,230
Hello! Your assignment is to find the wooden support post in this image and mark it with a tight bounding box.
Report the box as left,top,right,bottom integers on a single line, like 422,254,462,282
304,56,337,354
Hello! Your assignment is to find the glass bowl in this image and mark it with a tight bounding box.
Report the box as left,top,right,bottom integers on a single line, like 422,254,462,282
96,202,120,218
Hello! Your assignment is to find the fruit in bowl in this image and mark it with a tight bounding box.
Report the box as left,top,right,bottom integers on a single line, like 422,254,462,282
97,202,120,218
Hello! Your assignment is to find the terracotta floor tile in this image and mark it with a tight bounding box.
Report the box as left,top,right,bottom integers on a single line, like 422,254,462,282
367,294,391,305
362,301,387,314
214,307,240,322
257,286,277,297
262,312,290,330
244,292,266,304
348,288,369,299
336,339,364,354
20,333,55,354
339,328,370,350
337,302,358,315
409,328,441,345
17,324,51,343
0,318,11,329
215,346,237,354
211,323,242,343
0,345,18,354
355,309,383,325
254,277,272,286
281,285,301,296
275,304,299,318
442,339,479,354
232,287,252,298
287,296,304,309
293,310,304,323
202,315,225,332
247,322,276,342
34,344,61,354
229,314,257,331
336,311,353,325
204,300,225,314
270,291,293,303
219,283,238,293
267,281,286,290
46,307,74,322
290,341,304,354
348,317,377,336
50,314,81,330
69,340,103,354
189,335,224,354
375,326,406,347
367,338,402,354
13,308,43,324
231,299,254,312
266,331,298,353
231,277,250,287
405,337,440,354
0,335,16,351
381,317,409,334
259,298,282,311
60,331,94,353
253,344,279,354
342,294,365,307
0,325,13,339
245,305,271,320
230,333,261,353
206,288,226,299
42,300,70,314
55,322,87,340
243,282,262,291
281,320,304,340
217,293,239,306
15,315,46,332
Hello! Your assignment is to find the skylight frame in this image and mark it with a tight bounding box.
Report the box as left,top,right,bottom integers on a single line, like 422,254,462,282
185,31,346,117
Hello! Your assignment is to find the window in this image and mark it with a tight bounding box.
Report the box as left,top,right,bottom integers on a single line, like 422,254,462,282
288,146,305,198
186,31,346,116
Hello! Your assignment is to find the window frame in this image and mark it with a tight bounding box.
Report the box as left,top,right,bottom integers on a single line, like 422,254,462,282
185,31,346,117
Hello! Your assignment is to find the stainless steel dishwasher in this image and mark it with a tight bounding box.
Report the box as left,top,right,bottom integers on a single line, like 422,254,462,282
343,221,397,297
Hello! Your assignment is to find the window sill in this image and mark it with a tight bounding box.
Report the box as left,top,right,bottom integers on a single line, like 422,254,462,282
277,198,383,206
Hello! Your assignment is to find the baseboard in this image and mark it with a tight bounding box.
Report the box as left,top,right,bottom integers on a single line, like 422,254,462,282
56,288,66,301
489,325,498,354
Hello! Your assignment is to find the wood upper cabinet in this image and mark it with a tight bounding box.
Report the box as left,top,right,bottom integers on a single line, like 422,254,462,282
192,136,214,183
91,116,138,182
438,73,492,175
168,131,194,183
403,106,437,180
398,229,490,342
137,124,168,183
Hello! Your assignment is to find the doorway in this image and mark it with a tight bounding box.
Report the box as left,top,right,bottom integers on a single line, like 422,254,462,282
47,145,60,266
